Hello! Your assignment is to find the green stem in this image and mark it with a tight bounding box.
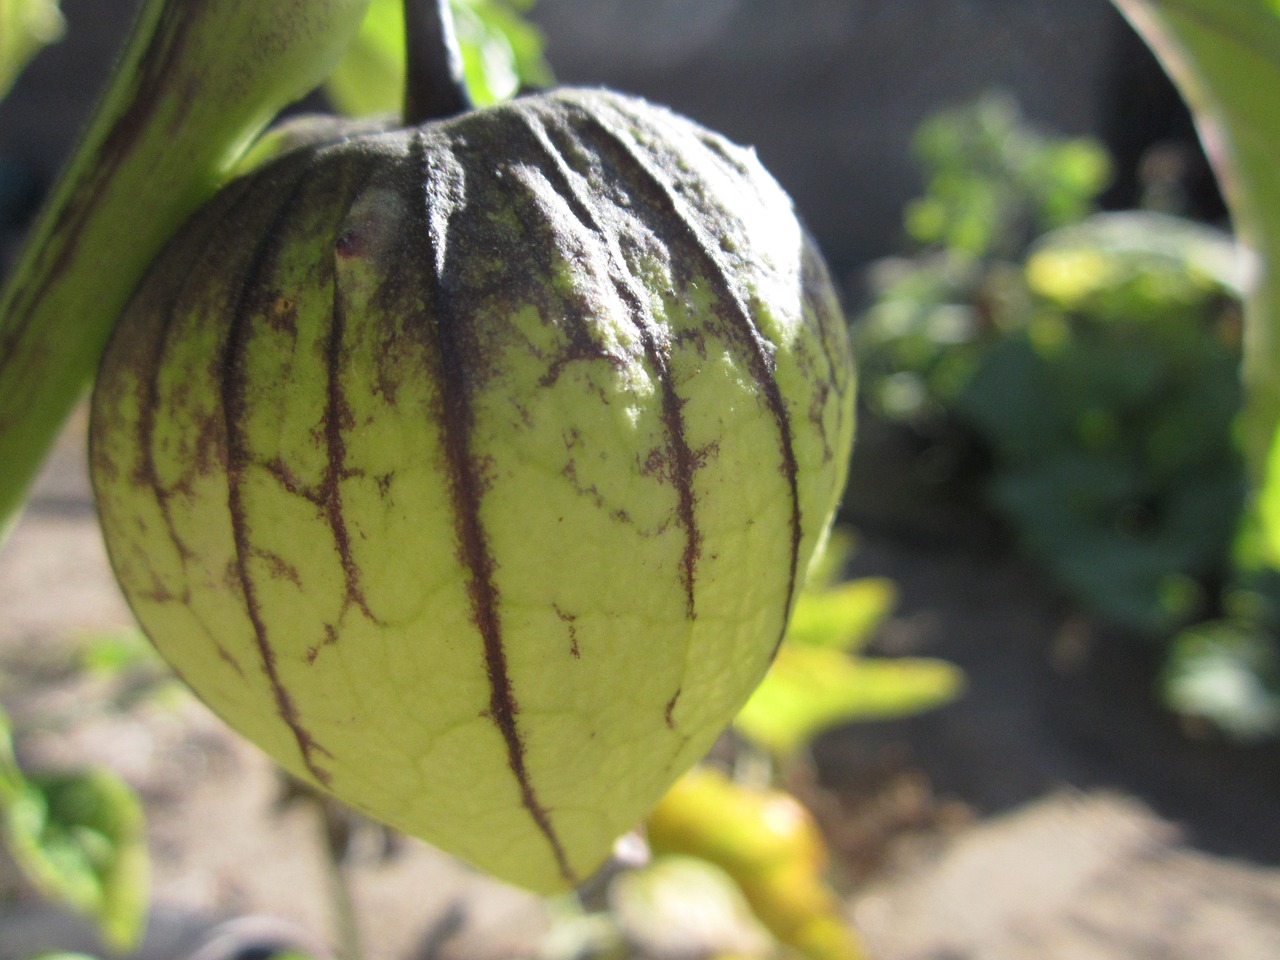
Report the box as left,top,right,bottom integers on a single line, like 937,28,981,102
0,0,373,543
315,795,364,960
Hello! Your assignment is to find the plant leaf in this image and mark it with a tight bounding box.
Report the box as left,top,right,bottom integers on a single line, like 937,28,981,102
2,769,149,950
786,578,898,652
735,646,964,756
325,0,552,115
1162,619,1280,739
0,0,63,100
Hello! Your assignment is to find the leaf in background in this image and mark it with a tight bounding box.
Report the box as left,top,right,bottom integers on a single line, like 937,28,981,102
322,0,403,116
455,0,552,102
325,0,552,116
0,703,21,801
904,91,1110,259
1026,211,1246,318
786,578,898,652
735,645,964,756
1162,619,1280,739
1110,1,1280,486
2,769,149,950
0,0,63,100
78,627,157,678
802,526,857,591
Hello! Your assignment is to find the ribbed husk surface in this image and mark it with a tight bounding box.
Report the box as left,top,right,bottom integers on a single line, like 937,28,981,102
90,87,855,892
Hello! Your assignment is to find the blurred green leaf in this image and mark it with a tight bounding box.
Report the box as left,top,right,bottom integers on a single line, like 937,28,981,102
0,703,22,801
455,0,552,101
1027,211,1245,320
786,579,898,652
322,0,403,116
3,704,148,947
906,91,1111,259
735,645,964,756
804,526,857,590
78,628,156,678
324,0,551,116
0,0,63,100
1163,619,1280,739
2,769,148,949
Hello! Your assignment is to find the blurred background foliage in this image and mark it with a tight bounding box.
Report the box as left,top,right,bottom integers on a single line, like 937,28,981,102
854,91,1280,740
324,0,553,114
0,0,63,100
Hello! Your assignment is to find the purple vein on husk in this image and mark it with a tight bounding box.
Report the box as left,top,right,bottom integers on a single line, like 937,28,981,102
408,129,576,884
509,105,703,622
572,102,804,654
324,163,385,627
132,170,261,676
220,165,335,787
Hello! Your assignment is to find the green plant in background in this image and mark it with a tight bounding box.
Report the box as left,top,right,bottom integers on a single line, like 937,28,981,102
961,211,1247,635
0,704,148,951
733,537,962,761
855,92,1272,730
325,0,551,113
0,0,62,99
1109,1,1280,738
904,91,1112,261
857,94,1113,426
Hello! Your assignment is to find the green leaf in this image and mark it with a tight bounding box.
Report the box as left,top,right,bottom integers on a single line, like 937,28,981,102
3,704,148,948
905,91,1110,259
786,578,898,652
2,770,149,950
0,0,63,100
78,628,157,677
455,0,553,102
1026,211,1245,318
802,526,857,590
322,0,403,116
1162,619,1280,739
325,0,552,116
0,703,23,802
734,646,964,756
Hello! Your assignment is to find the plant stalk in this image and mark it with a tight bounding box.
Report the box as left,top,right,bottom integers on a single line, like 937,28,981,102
0,0,373,544
315,795,364,960
402,0,473,125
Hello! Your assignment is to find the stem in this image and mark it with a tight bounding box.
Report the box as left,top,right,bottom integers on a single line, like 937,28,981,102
403,0,473,125
315,794,364,960
0,0,372,545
